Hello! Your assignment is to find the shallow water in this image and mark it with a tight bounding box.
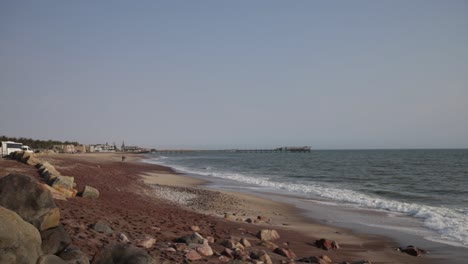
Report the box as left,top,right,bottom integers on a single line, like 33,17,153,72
145,149,468,253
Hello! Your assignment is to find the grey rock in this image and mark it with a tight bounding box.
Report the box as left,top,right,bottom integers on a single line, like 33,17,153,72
92,220,113,234
0,173,60,230
91,243,153,264
175,232,204,244
41,224,72,255
59,245,90,264
81,185,100,199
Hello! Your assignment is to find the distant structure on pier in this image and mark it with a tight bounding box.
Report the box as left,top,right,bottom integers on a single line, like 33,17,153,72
232,146,311,153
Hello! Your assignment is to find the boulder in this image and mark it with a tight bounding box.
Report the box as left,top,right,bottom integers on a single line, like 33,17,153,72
39,162,61,177
81,185,100,199
92,220,113,234
221,239,245,250
52,176,75,189
136,236,156,249
0,173,60,230
250,250,272,264
240,238,251,248
273,247,296,259
59,245,90,264
26,156,41,166
0,206,43,264
175,232,204,244
399,245,426,257
259,240,278,250
196,240,214,256
184,250,202,261
41,224,72,255
257,229,280,241
297,256,331,264
315,239,339,250
92,243,153,264
37,255,68,264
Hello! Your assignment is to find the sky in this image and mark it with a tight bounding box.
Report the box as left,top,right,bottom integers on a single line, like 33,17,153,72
1,0,467,149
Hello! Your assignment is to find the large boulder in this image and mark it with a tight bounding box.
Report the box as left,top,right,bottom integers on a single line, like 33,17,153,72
59,246,90,264
51,176,78,198
0,206,43,264
0,173,60,230
41,224,72,255
37,255,67,264
91,243,153,264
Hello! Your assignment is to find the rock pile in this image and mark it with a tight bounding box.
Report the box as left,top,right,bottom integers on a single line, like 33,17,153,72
0,173,154,264
8,151,99,200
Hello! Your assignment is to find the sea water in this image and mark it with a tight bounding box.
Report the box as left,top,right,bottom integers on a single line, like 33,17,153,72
145,149,468,251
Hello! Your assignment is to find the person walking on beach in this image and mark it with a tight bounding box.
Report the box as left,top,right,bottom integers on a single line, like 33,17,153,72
121,155,126,162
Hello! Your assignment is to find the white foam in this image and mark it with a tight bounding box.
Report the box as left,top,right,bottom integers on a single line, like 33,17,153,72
144,158,468,247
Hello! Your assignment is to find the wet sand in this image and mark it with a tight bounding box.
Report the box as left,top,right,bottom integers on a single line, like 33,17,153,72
1,153,439,263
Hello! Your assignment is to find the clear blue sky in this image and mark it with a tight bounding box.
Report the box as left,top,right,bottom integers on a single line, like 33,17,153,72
1,0,467,149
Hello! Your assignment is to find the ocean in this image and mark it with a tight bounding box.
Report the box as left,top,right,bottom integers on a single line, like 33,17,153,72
145,149,468,252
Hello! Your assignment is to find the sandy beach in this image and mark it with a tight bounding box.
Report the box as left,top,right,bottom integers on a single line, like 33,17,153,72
0,153,439,263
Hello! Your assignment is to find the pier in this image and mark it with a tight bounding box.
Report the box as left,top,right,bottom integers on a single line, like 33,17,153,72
152,146,311,154
230,146,311,153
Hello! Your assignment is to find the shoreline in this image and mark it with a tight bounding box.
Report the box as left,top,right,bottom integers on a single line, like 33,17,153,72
0,152,446,263
141,154,468,263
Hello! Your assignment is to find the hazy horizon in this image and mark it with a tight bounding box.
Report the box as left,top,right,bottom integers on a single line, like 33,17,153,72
1,1,467,150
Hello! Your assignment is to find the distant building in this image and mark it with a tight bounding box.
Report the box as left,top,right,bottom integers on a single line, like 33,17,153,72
53,145,75,153
75,145,86,153
88,143,116,153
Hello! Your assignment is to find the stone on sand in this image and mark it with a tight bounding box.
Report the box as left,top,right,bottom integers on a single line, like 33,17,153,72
41,224,72,255
81,185,100,199
92,243,153,264
257,229,280,241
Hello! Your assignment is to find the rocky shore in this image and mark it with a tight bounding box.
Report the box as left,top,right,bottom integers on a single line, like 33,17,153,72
0,152,434,264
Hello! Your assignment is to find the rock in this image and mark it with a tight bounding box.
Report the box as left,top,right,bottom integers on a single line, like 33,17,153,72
176,232,204,244
224,213,237,221
259,240,278,250
136,236,156,249
196,239,214,256
39,162,61,177
321,255,332,263
298,255,332,264
52,176,75,189
118,233,130,243
273,247,296,259
399,245,426,257
42,184,68,200
0,206,43,264
92,243,153,264
222,248,235,258
26,155,41,166
81,185,100,199
315,239,339,250
240,238,251,248
92,220,113,234
37,255,68,264
41,224,72,255
0,173,61,230
174,243,187,251
59,245,90,264
251,250,272,264
221,239,245,250
185,250,202,261
257,229,280,241
350,261,372,264
190,225,200,231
